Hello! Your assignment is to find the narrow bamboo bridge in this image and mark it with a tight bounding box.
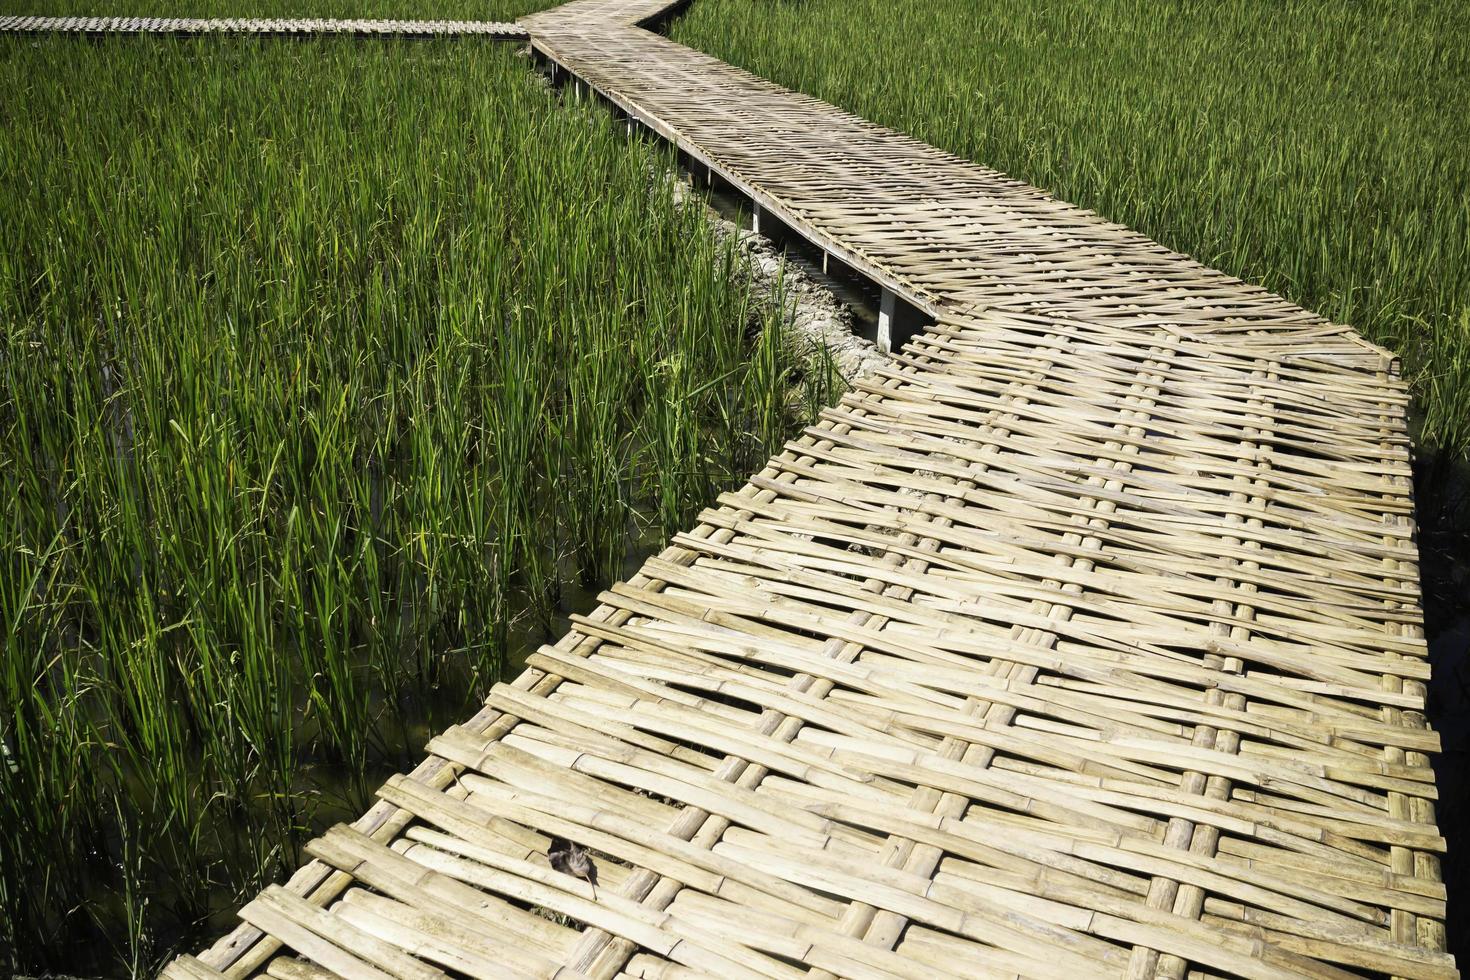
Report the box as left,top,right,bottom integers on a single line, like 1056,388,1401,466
128,0,1456,976
0,14,524,34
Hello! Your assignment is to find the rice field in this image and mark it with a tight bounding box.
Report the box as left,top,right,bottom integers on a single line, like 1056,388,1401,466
0,34,831,975
673,0,1470,461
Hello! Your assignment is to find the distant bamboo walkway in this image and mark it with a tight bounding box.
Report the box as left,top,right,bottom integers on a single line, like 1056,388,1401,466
139,0,1457,976
0,13,525,35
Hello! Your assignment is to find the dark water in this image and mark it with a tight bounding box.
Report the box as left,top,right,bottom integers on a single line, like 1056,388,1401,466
1415,455,1470,961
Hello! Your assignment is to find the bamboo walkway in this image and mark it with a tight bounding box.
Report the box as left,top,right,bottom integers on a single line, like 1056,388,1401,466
157,1,1456,977
0,13,524,35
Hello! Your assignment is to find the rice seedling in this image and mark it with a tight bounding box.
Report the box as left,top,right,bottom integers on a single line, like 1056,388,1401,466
798,328,846,425
0,34,819,975
672,0,1470,461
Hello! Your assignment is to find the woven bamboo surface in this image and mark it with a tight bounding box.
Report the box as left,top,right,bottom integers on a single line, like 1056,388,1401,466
165,1,1452,977
0,14,525,35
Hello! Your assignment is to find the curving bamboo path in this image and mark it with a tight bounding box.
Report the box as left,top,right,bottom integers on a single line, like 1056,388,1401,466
126,0,1457,976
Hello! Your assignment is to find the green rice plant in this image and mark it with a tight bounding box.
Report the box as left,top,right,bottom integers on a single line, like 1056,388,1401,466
563,316,635,586
742,269,795,467
673,0,1470,461
1420,311,1470,460
798,331,847,426
111,798,154,978
644,349,706,537
485,306,556,641
0,533,102,958
0,33,824,974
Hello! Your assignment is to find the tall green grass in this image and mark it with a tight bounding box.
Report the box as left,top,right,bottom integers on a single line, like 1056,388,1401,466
673,0,1470,459
0,35,821,974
